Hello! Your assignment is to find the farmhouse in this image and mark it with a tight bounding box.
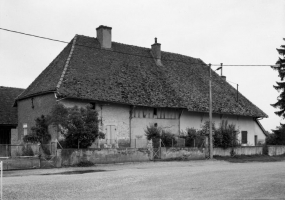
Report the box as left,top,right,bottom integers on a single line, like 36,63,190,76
14,25,267,147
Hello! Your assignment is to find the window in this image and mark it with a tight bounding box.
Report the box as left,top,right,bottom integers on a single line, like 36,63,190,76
23,123,28,136
254,135,258,146
241,131,247,144
153,108,157,116
90,103,96,110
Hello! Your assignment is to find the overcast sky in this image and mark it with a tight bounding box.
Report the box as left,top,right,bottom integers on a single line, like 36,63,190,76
0,0,285,132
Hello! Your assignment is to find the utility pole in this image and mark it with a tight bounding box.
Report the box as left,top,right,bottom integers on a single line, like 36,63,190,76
209,64,213,159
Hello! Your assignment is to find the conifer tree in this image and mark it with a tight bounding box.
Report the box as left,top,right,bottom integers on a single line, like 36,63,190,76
270,39,285,145
272,39,285,117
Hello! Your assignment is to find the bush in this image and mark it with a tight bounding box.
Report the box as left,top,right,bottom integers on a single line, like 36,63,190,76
145,124,177,147
161,130,177,147
23,115,51,144
180,127,205,147
214,120,240,149
145,124,162,140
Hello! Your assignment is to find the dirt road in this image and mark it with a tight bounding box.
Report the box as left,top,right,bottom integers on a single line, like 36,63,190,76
2,160,285,199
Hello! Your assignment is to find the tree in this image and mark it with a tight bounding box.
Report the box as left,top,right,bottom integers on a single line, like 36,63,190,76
23,115,51,144
271,39,285,117
266,124,285,145
271,39,285,144
50,104,103,148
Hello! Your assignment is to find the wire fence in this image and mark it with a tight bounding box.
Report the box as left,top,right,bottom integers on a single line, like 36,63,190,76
159,136,206,148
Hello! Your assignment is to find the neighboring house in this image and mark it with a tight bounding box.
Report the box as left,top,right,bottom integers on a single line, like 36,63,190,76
0,86,24,145
14,25,268,147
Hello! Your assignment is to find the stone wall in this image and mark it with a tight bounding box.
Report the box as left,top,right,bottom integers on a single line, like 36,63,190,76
0,157,40,170
59,148,153,166
160,147,205,160
267,145,285,156
213,146,263,156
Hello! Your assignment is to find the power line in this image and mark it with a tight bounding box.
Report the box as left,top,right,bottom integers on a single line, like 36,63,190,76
0,27,276,67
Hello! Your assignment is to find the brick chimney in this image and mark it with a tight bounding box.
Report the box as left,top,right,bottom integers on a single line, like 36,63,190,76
221,76,226,81
151,38,162,66
96,25,112,49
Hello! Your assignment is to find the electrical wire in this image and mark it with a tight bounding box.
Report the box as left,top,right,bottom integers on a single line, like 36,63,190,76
0,27,277,67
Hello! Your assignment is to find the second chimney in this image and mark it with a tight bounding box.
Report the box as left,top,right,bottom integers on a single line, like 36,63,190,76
151,38,162,66
96,25,112,49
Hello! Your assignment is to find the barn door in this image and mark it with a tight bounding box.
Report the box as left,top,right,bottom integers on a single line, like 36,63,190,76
0,127,11,144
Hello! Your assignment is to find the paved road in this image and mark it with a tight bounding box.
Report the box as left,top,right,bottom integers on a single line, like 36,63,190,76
2,160,285,199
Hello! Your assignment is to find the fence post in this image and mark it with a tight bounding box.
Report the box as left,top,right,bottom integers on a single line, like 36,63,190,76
172,139,173,148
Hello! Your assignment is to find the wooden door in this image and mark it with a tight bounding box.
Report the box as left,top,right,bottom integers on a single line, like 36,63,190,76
106,125,116,144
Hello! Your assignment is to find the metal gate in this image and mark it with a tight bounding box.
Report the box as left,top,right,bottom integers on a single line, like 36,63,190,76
151,138,161,160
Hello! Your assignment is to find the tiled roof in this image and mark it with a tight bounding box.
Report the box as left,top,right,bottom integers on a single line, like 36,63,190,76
17,35,267,118
0,86,24,125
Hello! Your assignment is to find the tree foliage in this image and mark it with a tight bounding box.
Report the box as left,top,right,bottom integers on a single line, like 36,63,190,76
266,124,285,145
271,39,285,117
23,115,51,144
270,39,285,143
50,104,103,148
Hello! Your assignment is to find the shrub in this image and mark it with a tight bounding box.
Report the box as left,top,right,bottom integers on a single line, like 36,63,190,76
145,124,177,147
145,124,162,140
161,130,177,147
23,115,51,144
214,120,240,149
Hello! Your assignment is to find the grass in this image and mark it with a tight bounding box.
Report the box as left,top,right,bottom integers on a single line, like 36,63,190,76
214,154,285,163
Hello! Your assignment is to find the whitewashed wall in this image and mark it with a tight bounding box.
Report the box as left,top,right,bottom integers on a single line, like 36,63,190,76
180,111,266,146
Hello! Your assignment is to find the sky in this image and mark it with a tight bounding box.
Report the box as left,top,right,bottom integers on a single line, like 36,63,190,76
0,0,285,132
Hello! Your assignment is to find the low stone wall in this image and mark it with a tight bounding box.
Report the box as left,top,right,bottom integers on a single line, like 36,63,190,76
160,147,205,160
214,146,263,156
267,145,285,156
0,157,40,170
59,148,153,166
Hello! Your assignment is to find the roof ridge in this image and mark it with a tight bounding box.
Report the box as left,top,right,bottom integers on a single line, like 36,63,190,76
77,35,201,61
56,35,78,90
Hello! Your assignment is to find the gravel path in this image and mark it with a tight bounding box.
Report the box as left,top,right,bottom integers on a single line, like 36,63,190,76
2,160,285,199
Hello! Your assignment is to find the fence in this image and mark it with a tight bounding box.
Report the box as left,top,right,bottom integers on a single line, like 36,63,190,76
93,139,149,149
160,136,206,148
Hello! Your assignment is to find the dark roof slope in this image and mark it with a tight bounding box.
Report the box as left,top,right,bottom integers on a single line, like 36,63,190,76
17,35,267,118
0,86,24,125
